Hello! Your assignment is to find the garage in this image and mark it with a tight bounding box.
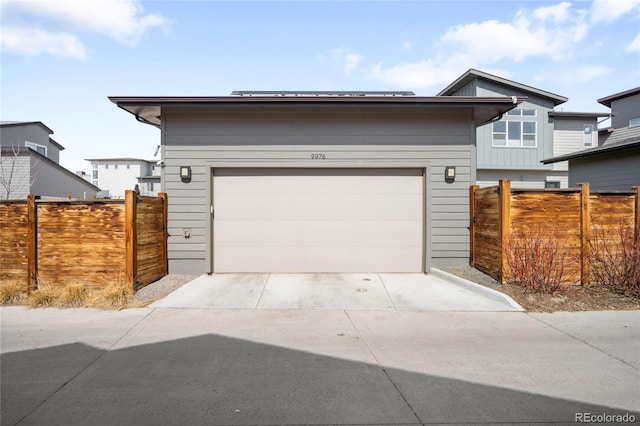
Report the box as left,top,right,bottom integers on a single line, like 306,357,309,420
213,168,424,273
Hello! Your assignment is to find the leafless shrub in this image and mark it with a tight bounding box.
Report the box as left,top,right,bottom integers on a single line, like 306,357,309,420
588,224,640,298
504,226,580,294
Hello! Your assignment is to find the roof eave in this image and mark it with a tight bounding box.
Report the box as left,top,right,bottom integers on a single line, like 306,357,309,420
109,95,525,128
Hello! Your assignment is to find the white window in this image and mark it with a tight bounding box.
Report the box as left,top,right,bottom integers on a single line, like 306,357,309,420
506,108,536,116
583,124,595,147
492,120,537,147
25,141,47,156
630,117,640,127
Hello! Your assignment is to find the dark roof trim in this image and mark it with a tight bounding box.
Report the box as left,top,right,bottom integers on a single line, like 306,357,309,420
438,68,568,106
231,90,416,96
1,147,100,191
548,111,610,118
542,138,640,164
597,87,640,107
0,121,54,134
109,95,525,128
48,137,65,151
85,157,157,162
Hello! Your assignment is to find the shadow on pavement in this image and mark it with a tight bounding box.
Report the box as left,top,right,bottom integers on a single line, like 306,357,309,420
2,334,637,425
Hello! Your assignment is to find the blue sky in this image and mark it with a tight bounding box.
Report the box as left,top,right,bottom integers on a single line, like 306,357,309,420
1,0,639,173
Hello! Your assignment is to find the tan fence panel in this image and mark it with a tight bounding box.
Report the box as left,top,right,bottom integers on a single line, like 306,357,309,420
0,201,29,289
135,195,167,287
472,186,501,280
510,190,582,284
37,202,127,290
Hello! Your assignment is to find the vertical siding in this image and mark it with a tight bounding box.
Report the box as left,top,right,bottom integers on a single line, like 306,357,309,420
610,93,640,129
475,81,554,170
162,107,476,274
569,151,640,190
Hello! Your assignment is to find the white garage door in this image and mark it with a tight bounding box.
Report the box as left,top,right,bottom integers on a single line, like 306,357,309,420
213,168,424,273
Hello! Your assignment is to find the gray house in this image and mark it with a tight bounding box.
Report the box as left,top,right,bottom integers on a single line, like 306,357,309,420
110,92,522,275
0,121,99,199
543,87,640,190
438,69,606,188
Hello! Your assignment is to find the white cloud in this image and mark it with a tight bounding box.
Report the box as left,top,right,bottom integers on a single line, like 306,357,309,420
590,0,640,24
626,33,640,52
368,2,599,89
343,53,363,74
327,48,363,74
0,27,86,59
0,0,167,58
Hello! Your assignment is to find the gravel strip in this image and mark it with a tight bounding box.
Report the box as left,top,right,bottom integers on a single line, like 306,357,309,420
131,274,197,305
444,265,501,290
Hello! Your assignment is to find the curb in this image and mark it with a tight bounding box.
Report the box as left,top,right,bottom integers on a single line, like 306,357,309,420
430,268,525,312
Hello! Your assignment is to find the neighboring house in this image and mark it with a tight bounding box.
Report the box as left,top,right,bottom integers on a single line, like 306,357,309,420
110,91,522,275
542,87,640,190
0,121,99,200
85,158,161,198
438,69,607,188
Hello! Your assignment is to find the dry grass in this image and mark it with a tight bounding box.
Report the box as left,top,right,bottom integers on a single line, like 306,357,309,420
0,281,28,305
86,279,133,309
58,283,89,307
27,283,61,308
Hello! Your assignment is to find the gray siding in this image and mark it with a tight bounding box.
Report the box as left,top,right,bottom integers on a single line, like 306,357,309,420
551,117,598,171
0,123,61,163
569,149,640,190
0,155,31,199
30,155,98,199
472,80,555,170
162,107,477,274
610,93,640,129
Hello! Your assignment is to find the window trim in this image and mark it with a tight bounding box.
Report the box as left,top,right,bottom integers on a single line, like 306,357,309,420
492,120,537,148
25,141,47,156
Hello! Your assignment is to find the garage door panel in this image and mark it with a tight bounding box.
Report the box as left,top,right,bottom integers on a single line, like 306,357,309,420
213,168,424,272
215,246,422,273
215,193,422,221
214,220,423,247
215,174,422,194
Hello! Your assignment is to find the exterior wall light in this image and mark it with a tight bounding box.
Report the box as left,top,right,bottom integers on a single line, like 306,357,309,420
180,166,192,183
445,166,456,183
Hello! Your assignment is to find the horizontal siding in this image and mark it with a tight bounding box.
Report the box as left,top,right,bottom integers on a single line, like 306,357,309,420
569,151,640,190
30,156,98,199
163,107,476,274
610,94,640,129
552,118,598,171
477,170,568,189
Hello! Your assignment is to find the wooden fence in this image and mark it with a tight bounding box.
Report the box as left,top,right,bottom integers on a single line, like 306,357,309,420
0,191,168,292
470,180,639,285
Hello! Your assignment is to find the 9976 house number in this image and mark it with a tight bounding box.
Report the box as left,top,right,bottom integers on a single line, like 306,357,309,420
310,153,326,160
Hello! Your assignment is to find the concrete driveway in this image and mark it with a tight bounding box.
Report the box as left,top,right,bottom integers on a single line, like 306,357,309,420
150,269,522,311
1,307,638,425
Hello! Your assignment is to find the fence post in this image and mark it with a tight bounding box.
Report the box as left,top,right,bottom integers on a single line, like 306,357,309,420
469,185,479,267
578,183,591,286
635,186,640,239
159,192,168,275
125,190,137,290
498,179,511,284
27,195,38,292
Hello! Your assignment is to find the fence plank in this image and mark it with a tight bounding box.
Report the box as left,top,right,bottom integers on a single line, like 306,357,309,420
499,179,511,284
125,190,137,290
27,195,38,291
469,185,479,266
579,183,591,286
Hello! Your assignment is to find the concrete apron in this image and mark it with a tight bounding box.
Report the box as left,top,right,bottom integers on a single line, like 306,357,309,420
150,269,522,311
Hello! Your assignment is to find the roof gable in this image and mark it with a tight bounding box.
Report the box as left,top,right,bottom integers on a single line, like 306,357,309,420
438,69,568,106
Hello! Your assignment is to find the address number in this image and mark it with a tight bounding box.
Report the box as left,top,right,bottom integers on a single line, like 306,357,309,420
310,153,326,160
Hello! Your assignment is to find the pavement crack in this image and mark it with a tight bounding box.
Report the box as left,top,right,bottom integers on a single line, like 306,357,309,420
14,309,155,425
528,313,639,372
344,310,423,424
